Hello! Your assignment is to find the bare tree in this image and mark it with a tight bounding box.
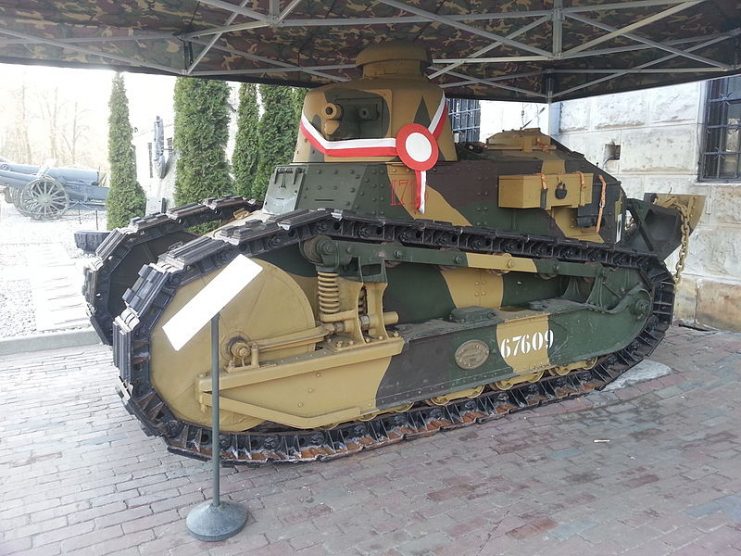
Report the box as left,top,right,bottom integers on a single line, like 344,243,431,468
1,80,34,163
19,82,32,162
41,86,61,163
61,101,89,165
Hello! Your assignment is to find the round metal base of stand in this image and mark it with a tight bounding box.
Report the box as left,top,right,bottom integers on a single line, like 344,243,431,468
186,501,248,542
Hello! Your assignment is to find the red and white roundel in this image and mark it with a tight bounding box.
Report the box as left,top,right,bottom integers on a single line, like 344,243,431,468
395,124,439,172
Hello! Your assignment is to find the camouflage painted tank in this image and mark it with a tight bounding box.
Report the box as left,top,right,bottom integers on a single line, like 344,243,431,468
85,43,702,463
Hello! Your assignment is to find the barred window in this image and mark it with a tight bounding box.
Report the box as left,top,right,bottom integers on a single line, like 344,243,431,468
447,98,481,143
700,75,741,180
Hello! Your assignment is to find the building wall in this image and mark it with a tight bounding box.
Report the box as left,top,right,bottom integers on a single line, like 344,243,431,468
479,101,549,140
554,81,741,331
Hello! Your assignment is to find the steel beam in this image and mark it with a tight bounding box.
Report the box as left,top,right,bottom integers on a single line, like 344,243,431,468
0,32,174,46
194,0,268,22
434,70,544,86
563,1,703,55
563,0,697,12
563,33,728,59
0,28,182,75
553,31,737,99
376,0,552,57
434,55,549,64
551,67,724,73
442,69,546,99
181,12,550,39
187,0,251,75
552,0,563,59
182,0,695,39
429,17,549,79
180,20,269,40
269,0,280,19
277,0,304,23
566,12,730,69
190,65,354,77
190,39,349,82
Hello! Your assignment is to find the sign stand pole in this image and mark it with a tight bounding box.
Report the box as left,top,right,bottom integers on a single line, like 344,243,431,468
186,313,247,541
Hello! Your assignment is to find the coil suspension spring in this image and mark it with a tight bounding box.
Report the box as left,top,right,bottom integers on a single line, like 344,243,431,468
317,272,341,315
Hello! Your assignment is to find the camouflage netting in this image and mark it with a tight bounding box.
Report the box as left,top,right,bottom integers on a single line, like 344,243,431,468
0,0,738,101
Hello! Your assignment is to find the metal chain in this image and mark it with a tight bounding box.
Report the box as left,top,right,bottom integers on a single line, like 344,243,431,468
671,202,691,285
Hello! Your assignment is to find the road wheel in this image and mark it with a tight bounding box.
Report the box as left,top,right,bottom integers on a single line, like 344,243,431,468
18,177,69,220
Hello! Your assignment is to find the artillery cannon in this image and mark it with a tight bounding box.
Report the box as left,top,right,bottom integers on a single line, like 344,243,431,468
0,160,108,220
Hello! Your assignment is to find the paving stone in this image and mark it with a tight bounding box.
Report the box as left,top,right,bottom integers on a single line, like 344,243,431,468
1,327,741,555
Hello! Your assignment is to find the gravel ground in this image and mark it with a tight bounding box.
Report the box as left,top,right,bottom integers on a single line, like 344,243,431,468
0,280,34,337
0,194,105,337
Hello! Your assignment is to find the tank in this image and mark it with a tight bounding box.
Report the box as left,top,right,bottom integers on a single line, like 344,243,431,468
85,42,703,463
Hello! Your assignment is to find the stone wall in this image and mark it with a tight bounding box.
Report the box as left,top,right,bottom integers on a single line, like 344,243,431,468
554,81,741,331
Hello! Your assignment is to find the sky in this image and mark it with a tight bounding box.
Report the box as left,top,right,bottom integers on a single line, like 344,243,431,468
0,62,178,132
0,62,180,171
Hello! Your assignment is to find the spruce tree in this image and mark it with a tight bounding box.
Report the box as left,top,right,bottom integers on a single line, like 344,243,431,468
173,77,232,206
254,85,299,200
106,73,146,229
232,83,260,198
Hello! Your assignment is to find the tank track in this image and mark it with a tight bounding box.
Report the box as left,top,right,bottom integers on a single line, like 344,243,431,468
103,202,674,464
84,196,260,344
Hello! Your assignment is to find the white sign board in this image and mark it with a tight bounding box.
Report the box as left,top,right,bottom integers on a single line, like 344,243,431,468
162,255,263,351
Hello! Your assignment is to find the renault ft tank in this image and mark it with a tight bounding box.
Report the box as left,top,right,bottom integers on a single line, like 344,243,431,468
85,42,702,463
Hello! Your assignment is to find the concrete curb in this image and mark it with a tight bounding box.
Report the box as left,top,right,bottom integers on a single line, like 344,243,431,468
0,328,101,357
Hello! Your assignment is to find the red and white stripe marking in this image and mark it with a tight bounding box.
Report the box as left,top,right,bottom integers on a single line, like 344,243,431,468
299,95,448,213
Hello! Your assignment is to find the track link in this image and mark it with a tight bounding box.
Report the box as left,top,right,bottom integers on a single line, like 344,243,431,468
97,203,673,464
84,196,260,344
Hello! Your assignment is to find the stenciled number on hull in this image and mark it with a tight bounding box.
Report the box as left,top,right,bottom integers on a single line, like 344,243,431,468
499,329,555,358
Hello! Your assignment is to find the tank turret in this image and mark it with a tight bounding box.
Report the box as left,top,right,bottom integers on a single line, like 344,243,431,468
295,41,456,165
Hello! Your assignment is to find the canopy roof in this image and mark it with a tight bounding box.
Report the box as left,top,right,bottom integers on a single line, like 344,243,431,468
0,0,739,101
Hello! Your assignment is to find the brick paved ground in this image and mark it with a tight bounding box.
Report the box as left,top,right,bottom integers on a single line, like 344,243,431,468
1,325,741,556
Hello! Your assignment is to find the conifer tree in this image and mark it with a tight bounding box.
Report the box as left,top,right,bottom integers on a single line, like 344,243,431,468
253,85,299,200
232,83,260,198
105,73,146,229
173,77,232,206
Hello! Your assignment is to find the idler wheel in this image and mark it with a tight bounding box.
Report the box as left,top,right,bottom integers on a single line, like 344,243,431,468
149,258,316,432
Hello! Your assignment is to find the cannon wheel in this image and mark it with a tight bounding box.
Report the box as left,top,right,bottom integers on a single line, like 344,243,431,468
18,177,69,220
